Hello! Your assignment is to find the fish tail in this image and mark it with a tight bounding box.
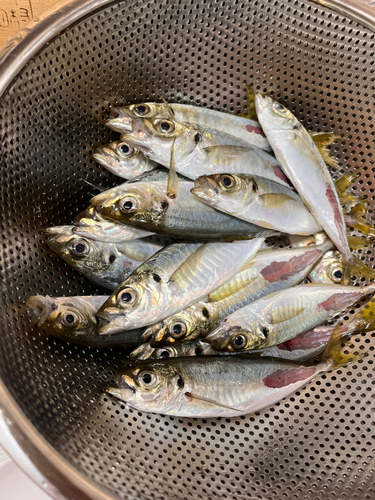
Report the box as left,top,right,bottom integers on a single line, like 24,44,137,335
321,324,364,371
342,255,375,285
310,132,340,168
349,295,375,335
344,201,375,238
238,84,258,120
347,236,374,250
334,171,363,208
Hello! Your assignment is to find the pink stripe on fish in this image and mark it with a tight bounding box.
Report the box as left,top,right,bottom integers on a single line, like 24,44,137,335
318,292,363,312
263,366,316,388
260,249,322,283
272,165,293,187
326,184,343,233
246,125,266,137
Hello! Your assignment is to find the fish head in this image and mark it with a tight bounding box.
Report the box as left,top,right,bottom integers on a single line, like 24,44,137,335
25,295,101,342
95,184,163,227
149,309,198,347
109,360,182,413
45,225,115,274
93,141,143,177
192,173,253,214
309,250,343,284
254,94,295,133
97,273,165,333
121,116,198,166
204,320,266,352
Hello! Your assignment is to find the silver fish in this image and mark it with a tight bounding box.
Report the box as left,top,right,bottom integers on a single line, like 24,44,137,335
97,239,264,333
107,331,358,417
192,173,321,235
106,101,271,150
93,140,159,179
45,225,162,289
25,295,144,347
118,116,289,186
255,94,375,283
93,180,279,241
145,239,333,348
204,282,375,352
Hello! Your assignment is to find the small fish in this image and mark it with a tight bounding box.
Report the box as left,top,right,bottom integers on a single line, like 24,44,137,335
93,140,159,179
145,239,333,348
118,116,290,187
97,239,264,333
255,94,375,283
106,101,271,150
45,225,162,289
25,295,144,347
204,282,375,352
107,329,360,417
192,173,322,235
92,180,278,241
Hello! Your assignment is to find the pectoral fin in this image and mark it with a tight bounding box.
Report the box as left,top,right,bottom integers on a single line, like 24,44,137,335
185,392,242,412
260,193,300,209
270,306,305,324
309,131,340,168
202,145,256,161
209,276,258,301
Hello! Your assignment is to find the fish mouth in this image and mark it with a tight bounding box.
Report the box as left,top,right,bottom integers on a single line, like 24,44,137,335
191,177,219,204
149,325,170,347
105,108,133,133
74,206,97,226
93,147,119,170
106,385,134,402
96,313,127,335
45,225,74,237
98,205,123,224
25,295,54,326
141,322,163,343
254,93,272,110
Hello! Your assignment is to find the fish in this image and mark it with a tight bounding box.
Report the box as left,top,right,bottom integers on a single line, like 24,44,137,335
93,140,159,179
203,282,375,352
255,94,375,283
25,295,144,347
106,101,271,150
45,225,162,289
118,116,291,187
145,239,334,347
92,180,279,241
107,329,360,417
97,239,264,333
192,173,322,235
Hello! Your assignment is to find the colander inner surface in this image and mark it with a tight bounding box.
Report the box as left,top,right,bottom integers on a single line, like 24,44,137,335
0,1,375,499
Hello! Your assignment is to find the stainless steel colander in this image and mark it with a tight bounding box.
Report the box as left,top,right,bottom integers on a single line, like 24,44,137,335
0,1,375,499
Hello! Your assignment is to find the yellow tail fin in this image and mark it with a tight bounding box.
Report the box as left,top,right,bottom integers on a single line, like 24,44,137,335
350,295,375,334
343,255,375,285
334,171,363,209
344,201,375,238
321,325,364,370
347,235,374,250
309,131,340,168
238,84,258,120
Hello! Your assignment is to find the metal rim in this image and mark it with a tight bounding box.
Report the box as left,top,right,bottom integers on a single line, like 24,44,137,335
0,0,374,499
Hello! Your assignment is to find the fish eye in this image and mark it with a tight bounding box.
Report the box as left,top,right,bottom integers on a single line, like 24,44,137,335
134,104,150,116
138,370,158,388
274,102,287,113
219,174,236,190
231,334,247,349
71,239,90,257
119,196,140,213
170,321,187,339
61,310,79,327
116,287,138,306
117,142,134,157
157,120,175,134
157,348,175,359
329,264,343,283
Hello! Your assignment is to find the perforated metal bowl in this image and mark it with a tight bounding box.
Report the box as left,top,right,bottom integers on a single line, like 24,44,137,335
0,1,375,499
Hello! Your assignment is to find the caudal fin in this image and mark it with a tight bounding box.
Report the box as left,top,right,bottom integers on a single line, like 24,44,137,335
348,295,375,335
347,235,374,249
343,255,375,285
321,325,364,370
344,201,375,238
309,132,340,168
334,171,363,209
